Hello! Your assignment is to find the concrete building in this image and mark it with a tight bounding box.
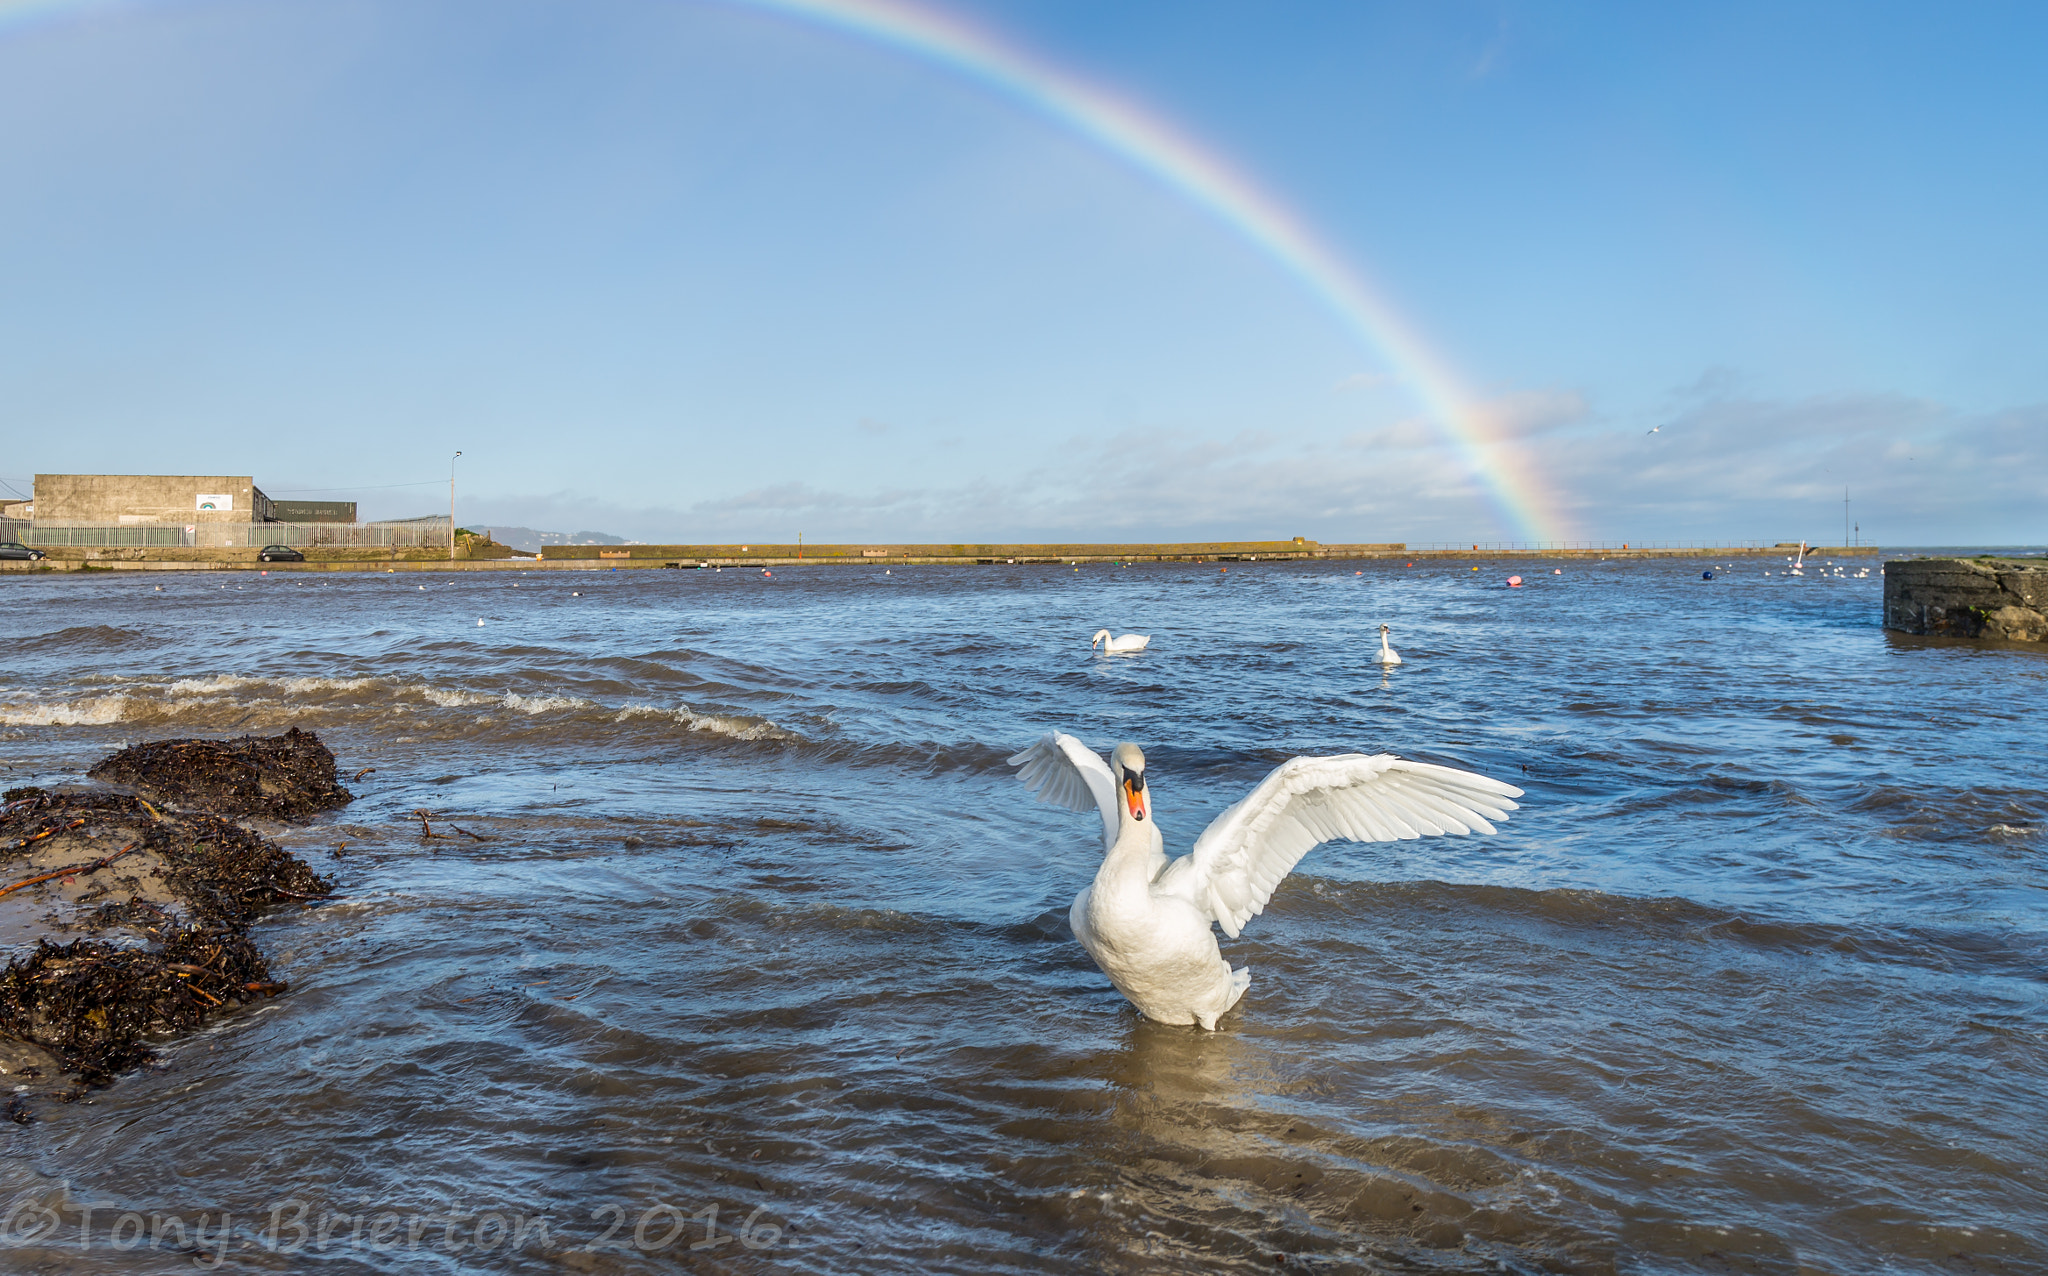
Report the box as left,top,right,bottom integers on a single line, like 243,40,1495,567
32,474,275,526
22,474,278,548
5,475,454,551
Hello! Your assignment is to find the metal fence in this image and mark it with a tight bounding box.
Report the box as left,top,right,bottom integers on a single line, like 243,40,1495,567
2,517,451,549
226,518,450,548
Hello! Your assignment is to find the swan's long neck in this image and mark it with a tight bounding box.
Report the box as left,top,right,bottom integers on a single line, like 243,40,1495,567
1098,775,1163,876
1096,803,1165,903
1379,631,1391,654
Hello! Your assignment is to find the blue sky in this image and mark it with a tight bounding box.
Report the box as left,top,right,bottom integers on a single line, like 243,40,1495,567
1,0,2043,545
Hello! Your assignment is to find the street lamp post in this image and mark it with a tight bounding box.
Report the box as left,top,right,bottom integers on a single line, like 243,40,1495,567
450,451,462,563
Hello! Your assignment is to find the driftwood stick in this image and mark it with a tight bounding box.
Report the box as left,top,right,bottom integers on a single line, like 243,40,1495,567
0,842,140,900
8,819,87,851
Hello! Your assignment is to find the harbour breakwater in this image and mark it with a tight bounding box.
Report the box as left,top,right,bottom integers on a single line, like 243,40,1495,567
4,539,1880,573
1884,556,2048,642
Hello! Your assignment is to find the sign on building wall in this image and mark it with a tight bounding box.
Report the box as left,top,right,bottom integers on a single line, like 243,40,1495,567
195,494,233,511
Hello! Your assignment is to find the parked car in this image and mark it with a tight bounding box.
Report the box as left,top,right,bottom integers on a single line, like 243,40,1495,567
257,545,305,562
0,541,47,560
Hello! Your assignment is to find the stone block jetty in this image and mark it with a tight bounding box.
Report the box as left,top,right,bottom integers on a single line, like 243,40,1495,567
1883,557,2048,643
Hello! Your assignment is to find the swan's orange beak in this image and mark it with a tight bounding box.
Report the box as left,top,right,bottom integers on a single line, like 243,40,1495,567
1123,772,1147,821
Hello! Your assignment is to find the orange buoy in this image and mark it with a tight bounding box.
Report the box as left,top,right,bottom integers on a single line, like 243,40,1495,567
1508,575,1523,587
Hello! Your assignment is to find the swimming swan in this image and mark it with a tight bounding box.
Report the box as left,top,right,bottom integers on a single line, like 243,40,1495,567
1371,623,1402,666
1008,735,1521,1028
1091,629,1150,653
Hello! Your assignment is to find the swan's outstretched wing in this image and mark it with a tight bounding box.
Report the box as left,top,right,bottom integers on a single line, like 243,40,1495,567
1007,733,1118,850
1168,755,1522,938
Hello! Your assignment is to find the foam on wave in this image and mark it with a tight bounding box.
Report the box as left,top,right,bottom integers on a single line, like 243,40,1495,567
2,677,792,743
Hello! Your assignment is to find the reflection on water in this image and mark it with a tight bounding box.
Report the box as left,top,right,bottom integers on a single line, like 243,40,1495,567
0,559,2042,1273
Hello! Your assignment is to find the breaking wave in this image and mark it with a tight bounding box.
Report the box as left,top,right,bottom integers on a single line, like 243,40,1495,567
0,675,791,744
0,696,136,727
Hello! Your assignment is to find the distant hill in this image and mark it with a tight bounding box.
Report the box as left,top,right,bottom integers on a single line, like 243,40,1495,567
477,526,630,552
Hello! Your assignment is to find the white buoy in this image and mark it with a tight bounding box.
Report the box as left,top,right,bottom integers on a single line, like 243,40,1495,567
477,618,485,626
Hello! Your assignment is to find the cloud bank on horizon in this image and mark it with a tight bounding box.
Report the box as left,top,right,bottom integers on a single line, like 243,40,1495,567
450,386,2041,547
0,0,2043,546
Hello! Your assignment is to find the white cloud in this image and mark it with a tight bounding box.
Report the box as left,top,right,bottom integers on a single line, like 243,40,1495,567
1333,371,1391,392
1537,392,2046,543
1473,387,1590,439
453,387,2047,547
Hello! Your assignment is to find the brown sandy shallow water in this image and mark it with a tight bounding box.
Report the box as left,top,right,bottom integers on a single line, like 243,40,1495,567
0,557,2042,1273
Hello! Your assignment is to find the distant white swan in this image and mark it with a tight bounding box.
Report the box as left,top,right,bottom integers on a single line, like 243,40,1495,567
1091,629,1149,653
1371,623,1402,666
1009,735,1521,1028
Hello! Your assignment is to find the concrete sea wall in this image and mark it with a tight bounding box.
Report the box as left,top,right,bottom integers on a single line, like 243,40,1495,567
3,540,1881,574
534,540,1879,566
1883,558,2048,642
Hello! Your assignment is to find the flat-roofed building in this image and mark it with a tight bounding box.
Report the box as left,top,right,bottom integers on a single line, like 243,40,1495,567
32,474,275,525
272,499,357,523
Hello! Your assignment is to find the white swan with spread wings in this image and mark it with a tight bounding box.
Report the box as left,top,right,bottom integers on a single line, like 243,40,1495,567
1008,734,1521,1028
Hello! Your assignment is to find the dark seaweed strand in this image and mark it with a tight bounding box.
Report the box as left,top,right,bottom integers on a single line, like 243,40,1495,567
86,727,355,821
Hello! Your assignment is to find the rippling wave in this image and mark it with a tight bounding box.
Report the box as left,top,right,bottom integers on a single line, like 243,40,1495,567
0,561,2041,1274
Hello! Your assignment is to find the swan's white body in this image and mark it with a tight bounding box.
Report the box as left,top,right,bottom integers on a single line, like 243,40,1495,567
1091,629,1150,653
1371,623,1402,666
1008,734,1521,1029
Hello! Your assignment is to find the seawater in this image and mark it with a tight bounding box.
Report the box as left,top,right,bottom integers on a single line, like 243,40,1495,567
0,558,2042,1274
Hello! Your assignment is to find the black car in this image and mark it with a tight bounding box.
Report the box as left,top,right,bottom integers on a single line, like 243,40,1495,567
0,541,47,560
257,545,305,562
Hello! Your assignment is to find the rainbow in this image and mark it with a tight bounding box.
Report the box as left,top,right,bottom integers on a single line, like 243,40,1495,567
1,0,1569,541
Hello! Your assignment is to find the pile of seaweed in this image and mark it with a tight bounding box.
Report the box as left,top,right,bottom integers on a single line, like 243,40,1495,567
1,745,340,1094
87,726,354,819
0,930,277,1087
